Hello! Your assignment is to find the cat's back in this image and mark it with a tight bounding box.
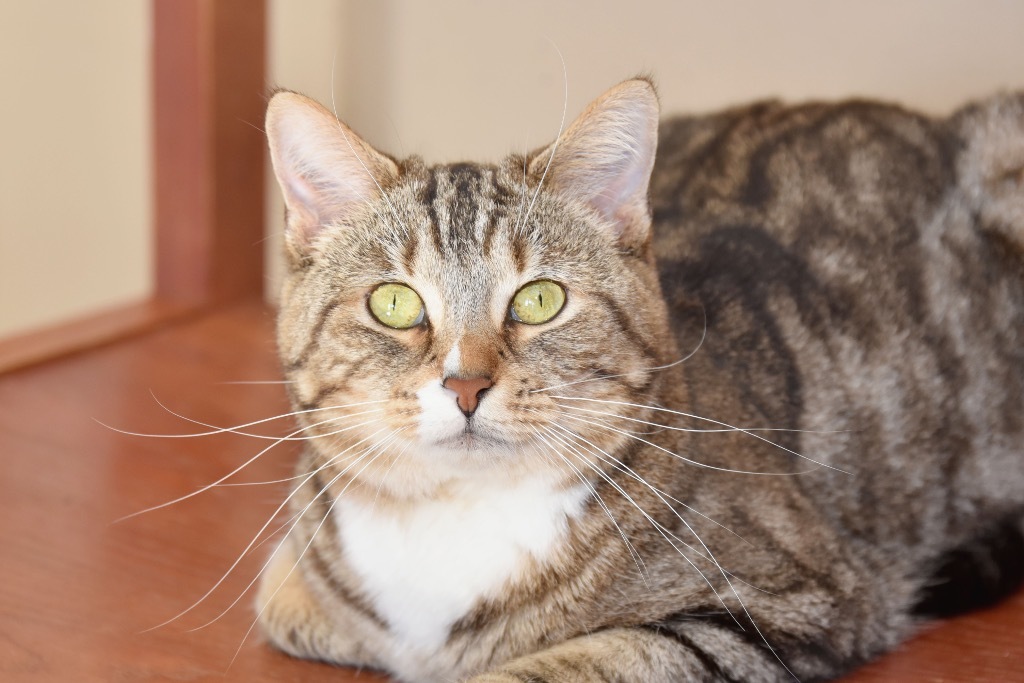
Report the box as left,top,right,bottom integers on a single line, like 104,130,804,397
651,94,1024,271
649,94,1024,547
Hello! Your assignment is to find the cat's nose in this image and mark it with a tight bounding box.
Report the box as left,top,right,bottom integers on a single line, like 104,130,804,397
442,376,493,416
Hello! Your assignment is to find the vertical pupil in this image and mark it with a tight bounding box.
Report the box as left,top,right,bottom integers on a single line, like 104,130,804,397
538,292,544,308
391,293,397,312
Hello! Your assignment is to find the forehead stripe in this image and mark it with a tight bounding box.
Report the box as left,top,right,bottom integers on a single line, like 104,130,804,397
421,170,444,253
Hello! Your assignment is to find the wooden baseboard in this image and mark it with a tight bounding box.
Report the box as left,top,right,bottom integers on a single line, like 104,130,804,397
0,297,198,374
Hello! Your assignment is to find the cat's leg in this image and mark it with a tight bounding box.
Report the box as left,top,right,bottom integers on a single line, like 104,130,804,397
914,513,1024,617
467,624,789,683
256,538,381,668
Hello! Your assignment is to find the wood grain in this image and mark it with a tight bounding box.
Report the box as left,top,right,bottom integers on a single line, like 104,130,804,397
0,301,1019,681
0,298,192,375
0,301,384,682
2,0,269,374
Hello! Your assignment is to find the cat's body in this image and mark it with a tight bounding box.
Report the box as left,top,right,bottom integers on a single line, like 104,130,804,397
257,80,1024,682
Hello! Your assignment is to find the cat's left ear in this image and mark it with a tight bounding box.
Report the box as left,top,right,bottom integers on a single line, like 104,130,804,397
529,78,660,252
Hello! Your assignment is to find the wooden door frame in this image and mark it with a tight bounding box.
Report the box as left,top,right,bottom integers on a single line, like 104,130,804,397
0,0,267,373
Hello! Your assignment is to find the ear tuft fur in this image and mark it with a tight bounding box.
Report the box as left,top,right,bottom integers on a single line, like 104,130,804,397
529,79,660,251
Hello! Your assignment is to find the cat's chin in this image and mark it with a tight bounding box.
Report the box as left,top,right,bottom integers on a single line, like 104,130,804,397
362,432,567,502
406,425,553,477
415,399,517,455
425,424,516,456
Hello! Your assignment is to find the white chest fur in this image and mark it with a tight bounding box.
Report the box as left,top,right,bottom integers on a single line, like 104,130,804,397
335,477,589,651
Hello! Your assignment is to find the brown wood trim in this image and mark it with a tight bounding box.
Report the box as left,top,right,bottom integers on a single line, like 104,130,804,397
153,0,267,305
0,2,268,373
0,297,198,375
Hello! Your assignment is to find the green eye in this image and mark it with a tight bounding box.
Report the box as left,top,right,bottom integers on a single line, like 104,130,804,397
511,280,566,325
368,283,424,329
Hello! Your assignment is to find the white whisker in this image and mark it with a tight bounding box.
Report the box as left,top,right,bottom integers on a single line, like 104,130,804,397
554,410,822,477
537,414,753,548
546,418,788,674
540,425,739,620
147,396,386,442
330,55,410,237
368,433,416,513
543,419,773,600
533,427,649,584
516,39,569,235
114,415,387,524
217,380,295,385
531,306,707,393
195,427,409,635
555,402,846,436
551,395,849,475
140,425,394,633
99,394,388,440
574,430,794,679
227,426,408,669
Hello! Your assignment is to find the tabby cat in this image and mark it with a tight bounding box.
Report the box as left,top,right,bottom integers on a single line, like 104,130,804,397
256,78,1024,682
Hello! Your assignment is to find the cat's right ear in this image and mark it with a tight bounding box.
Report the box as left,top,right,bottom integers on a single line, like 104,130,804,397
265,91,398,250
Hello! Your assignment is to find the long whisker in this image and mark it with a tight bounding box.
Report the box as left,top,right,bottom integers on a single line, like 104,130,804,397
555,410,823,477
146,395,387,441
531,307,707,394
555,402,848,435
547,421,778,641
516,39,569,235
368,433,416,514
537,416,751,548
541,425,738,621
543,418,775,600
209,414,414,488
542,424,719,567
243,425,404,548
551,395,849,474
228,427,407,670
194,427,409,634
143,425,394,633
99,395,388,440
329,54,410,236
113,415,387,523
533,428,649,584
551,423,795,678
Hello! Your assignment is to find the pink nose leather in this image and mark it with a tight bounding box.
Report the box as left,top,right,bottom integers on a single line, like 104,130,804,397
442,376,493,415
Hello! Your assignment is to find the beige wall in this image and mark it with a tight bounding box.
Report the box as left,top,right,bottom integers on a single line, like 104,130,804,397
265,0,1024,299
274,0,1024,161
0,1,151,337
6,2,1020,332
266,0,348,302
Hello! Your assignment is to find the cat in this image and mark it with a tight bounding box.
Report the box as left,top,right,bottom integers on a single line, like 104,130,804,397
255,78,1024,682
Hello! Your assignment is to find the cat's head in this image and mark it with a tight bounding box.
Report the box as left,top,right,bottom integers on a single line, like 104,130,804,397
266,79,678,499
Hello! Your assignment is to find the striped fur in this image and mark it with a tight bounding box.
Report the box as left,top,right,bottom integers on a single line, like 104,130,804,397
257,80,1024,682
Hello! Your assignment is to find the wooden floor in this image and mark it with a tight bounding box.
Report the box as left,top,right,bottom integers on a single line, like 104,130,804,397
1,300,1021,682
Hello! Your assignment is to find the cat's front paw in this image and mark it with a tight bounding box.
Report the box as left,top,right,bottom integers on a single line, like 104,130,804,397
463,673,523,683
256,540,373,666
256,541,332,661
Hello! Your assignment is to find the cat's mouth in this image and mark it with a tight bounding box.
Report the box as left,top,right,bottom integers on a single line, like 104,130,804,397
427,417,519,453
435,423,492,448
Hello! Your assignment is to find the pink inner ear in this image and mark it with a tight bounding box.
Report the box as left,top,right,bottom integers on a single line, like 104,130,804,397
281,169,324,241
531,80,659,248
562,131,657,247
589,158,650,223
285,172,317,216
267,92,398,249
